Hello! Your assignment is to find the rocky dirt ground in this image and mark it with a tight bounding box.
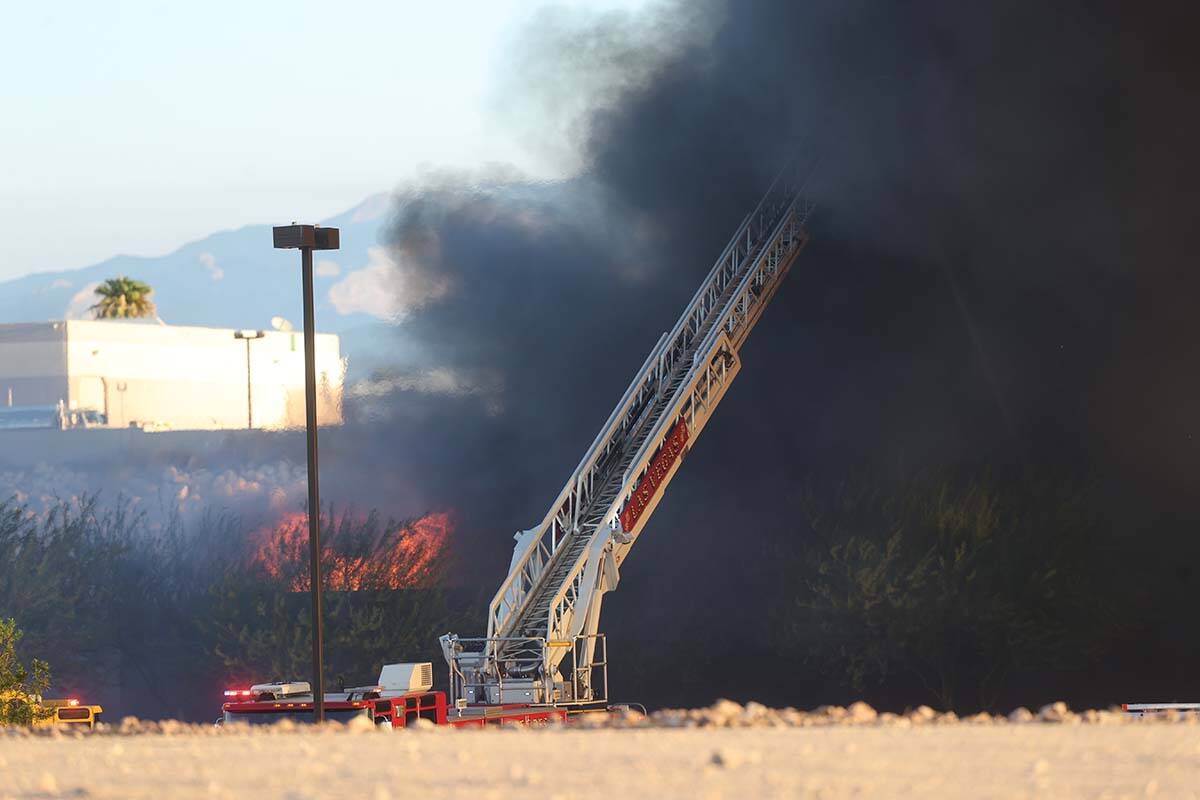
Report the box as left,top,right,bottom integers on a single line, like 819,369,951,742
3,701,1199,799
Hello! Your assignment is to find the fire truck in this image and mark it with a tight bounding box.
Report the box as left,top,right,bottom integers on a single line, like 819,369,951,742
220,664,567,728
223,165,811,726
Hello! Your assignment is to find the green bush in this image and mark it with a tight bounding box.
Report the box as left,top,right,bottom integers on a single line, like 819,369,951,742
0,618,51,725
776,472,1108,711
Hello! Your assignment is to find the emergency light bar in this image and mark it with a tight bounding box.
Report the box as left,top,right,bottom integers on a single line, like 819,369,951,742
224,689,253,698
251,681,311,698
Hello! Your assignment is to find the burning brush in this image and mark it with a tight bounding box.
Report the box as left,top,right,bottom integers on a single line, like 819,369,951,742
252,509,452,591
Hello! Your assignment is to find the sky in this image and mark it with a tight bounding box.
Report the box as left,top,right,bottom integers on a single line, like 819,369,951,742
0,0,654,282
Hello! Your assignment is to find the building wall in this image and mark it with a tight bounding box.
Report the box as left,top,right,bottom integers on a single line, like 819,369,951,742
0,321,342,431
0,323,68,407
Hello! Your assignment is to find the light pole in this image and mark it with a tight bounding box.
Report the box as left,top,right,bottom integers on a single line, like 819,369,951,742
233,330,265,430
272,223,339,723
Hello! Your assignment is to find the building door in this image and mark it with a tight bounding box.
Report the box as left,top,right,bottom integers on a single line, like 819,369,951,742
75,376,108,421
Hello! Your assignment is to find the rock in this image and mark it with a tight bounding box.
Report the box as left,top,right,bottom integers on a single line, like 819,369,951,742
1038,702,1070,723
710,748,761,769
159,719,187,736
37,772,58,794
707,699,743,727
816,705,848,722
741,701,771,726
612,706,645,725
908,706,937,724
780,708,806,727
847,702,877,723
1008,707,1035,723
346,715,375,733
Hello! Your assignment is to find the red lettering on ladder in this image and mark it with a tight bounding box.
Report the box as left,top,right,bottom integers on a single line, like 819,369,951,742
620,419,690,532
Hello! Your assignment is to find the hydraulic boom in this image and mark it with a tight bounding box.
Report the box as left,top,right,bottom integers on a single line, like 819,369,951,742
441,166,812,706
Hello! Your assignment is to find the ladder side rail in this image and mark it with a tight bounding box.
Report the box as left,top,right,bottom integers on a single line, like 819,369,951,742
497,194,804,647
695,195,808,364
643,165,801,406
722,197,814,350
539,339,748,668
651,192,789,389
620,195,807,489
487,332,669,640
540,207,811,674
485,197,791,640
487,180,805,646
657,160,795,348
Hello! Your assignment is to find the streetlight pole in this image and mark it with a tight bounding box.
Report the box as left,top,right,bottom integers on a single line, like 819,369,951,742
233,330,265,430
272,224,339,723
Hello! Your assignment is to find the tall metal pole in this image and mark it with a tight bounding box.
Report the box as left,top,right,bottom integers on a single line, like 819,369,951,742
243,338,253,430
300,245,326,723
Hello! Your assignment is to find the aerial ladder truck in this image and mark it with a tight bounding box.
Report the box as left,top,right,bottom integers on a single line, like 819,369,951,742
439,167,812,709
221,166,811,727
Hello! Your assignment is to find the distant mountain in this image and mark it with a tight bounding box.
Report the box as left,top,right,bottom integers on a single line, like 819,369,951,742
0,194,402,379
0,194,394,332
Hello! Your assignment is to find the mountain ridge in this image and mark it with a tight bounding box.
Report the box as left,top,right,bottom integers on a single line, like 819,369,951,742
0,193,394,336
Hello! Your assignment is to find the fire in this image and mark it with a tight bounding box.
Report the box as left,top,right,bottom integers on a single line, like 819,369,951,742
252,510,452,591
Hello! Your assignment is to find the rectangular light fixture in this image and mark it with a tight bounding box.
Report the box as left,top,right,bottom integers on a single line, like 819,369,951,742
272,225,340,250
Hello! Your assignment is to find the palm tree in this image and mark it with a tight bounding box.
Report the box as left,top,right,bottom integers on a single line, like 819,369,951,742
90,276,157,320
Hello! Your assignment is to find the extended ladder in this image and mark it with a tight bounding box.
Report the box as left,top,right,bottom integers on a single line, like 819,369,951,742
441,164,812,705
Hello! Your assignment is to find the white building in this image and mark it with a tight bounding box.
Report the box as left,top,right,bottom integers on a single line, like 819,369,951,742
0,321,342,431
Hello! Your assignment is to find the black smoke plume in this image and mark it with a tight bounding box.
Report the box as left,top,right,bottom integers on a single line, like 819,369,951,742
361,0,1200,710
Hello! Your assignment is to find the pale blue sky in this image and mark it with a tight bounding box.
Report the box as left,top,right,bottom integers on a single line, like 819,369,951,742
0,0,654,281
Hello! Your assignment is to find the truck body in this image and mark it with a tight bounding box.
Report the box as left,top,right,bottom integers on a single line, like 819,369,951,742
219,669,568,728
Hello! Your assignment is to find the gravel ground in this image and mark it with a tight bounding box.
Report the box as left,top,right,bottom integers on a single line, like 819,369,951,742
3,703,1199,799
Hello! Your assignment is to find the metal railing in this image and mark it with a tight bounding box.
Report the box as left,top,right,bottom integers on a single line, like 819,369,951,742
569,634,608,705
444,634,609,707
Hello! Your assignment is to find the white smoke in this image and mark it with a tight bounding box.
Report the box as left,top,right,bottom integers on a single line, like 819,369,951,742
0,460,310,529
198,252,225,281
64,282,101,320
328,245,449,321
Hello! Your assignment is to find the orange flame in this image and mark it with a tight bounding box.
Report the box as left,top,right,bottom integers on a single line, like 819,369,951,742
252,510,452,591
